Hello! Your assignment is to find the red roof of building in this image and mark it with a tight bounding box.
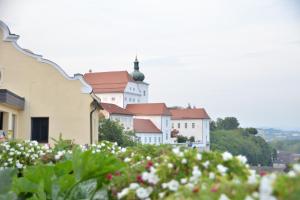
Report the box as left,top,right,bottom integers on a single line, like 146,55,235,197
101,103,133,115
126,103,172,116
134,118,162,133
84,71,134,93
170,108,210,120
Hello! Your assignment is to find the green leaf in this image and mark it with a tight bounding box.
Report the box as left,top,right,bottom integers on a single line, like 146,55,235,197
0,168,17,194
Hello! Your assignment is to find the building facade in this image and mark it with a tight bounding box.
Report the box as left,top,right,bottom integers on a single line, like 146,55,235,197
134,118,162,145
170,108,210,150
84,58,149,108
100,102,133,130
0,21,100,145
126,103,172,144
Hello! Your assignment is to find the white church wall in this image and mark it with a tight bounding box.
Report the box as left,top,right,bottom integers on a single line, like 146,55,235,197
96,93,124,108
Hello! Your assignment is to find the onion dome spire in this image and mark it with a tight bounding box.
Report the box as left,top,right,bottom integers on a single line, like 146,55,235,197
131,56,145,81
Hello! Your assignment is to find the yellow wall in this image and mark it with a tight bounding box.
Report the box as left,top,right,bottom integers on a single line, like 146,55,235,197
0,28,99,144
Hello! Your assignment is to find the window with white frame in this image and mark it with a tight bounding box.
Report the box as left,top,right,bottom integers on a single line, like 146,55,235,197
149,137,151,143
154,137,157,143
178,123,180,129
111,97,115,101
185,123,187,129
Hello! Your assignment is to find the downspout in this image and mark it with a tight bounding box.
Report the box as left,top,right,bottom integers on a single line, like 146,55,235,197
90,99,100,144
90,106,97,145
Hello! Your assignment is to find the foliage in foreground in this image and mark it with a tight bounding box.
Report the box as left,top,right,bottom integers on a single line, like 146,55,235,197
1,140,300,200
211,129,274,166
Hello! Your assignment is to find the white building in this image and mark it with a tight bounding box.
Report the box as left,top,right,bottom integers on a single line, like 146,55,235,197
170,108,210,150
134,118,162,145
100,103,133,130
84,57,149,108
126,103,172,144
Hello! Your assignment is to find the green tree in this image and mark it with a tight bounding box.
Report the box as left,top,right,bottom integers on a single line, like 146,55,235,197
216,117,239,130
189,136,195,142
98,119,136,147
177,135,188,143
210,121,217,131
244,128,258,135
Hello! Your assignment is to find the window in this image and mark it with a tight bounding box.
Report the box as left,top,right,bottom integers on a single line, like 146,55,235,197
111,97,115,101
133,88,135,91
166,119,168,127
145,137,147,143
149,137,151,143
143,90,146,96
31,117,49,143
137,137,141,142
154,137,157,144
177,123,180,129
185,123,187,129
133,98,135,102
172,123,174,128
192,123,195,128
129,98,131,102
166,133,168,140
158,137,161,143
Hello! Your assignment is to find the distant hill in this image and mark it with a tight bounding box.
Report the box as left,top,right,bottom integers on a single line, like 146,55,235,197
211,129,274,166
257,128,300,142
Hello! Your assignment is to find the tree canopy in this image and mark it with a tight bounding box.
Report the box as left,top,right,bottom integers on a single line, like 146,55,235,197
98,119,136,147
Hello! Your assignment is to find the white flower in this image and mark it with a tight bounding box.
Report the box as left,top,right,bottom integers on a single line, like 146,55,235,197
192,166,201,177
288,171,296,177
117,188,129,199
9,151,14,156
124,157,131,162
148,173,160,185
172,148,180,154
162,183,168,189
237,155,247,164
247,170,257,184
196,153,202,160
146,156,151,160
259,174,277,200
121,148,126,153
167,180,180,191
54,154,61,160
186,183,194,190
203,160,210,168
16,162,23,169
129,183,140,190
244,195,254,200
217,164,228,175
136,187,152,199
178,152,184,157
209,172,215,179
181,158,187,164
180,178,187,184
167,163,173,169
293,164,300,173
158,192,165,199
219,194,230,200
222,151,233,161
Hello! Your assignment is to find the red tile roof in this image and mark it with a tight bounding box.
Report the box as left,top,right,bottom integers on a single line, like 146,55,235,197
170,108,210,120
101,103,133,115
134,118,162,133
84,71,134,93
126,103,172,116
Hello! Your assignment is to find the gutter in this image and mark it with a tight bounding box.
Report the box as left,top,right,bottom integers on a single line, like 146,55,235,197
89,95,102,144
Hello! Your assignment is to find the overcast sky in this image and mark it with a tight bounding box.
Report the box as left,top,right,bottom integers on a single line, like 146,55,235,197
1,0,300,130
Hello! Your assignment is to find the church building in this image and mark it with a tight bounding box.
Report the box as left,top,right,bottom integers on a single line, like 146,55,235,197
84,57,149,108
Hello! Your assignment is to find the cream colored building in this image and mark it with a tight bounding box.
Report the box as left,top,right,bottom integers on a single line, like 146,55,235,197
0,21,100,144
